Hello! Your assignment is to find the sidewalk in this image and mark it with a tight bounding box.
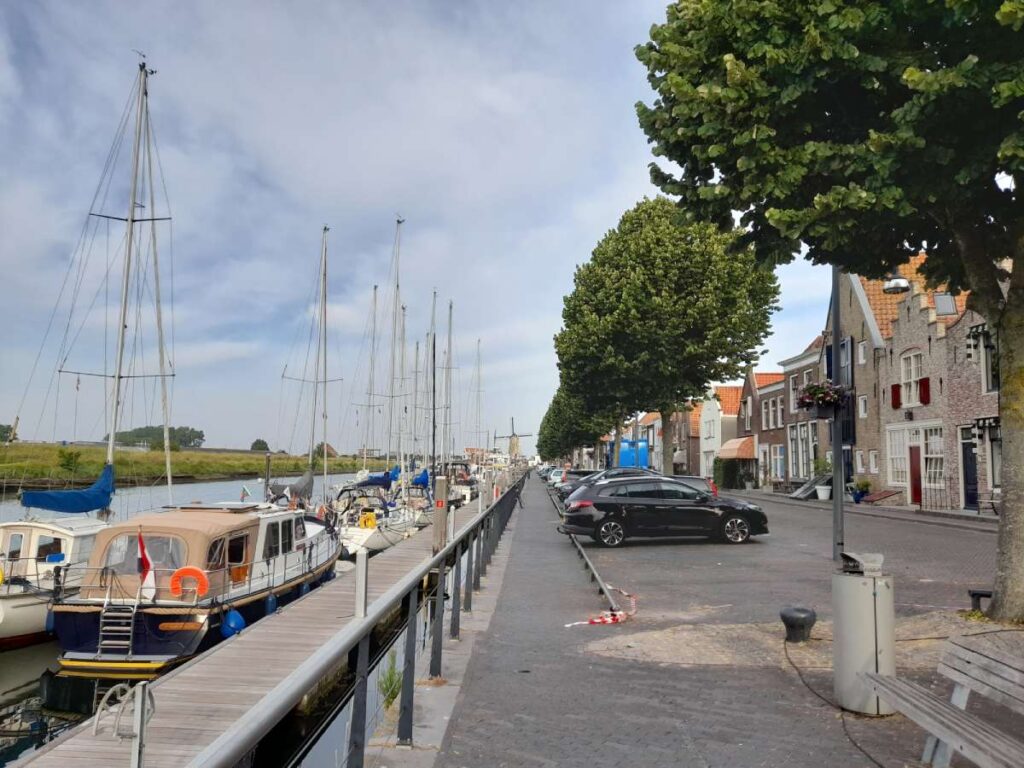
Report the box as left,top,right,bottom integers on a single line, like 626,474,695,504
730,487,998,534
430,478,932,768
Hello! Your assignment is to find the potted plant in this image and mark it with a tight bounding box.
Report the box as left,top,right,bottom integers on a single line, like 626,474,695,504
797,381,847,419
851,478,872,504
742,470,755,491
812,457,832,500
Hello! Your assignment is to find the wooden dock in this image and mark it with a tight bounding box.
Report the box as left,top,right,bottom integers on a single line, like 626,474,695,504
21,504,484,767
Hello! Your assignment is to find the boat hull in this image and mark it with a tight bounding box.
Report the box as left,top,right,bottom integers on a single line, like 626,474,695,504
0,591,53,651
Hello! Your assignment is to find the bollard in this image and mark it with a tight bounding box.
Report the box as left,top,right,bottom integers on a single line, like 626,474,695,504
397,588,418,746
433,477,449,554
355,548,368,619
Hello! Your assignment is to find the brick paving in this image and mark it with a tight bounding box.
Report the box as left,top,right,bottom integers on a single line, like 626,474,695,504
434,478,1002,768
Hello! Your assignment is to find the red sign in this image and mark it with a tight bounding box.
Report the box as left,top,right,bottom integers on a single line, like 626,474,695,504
435,500,444,508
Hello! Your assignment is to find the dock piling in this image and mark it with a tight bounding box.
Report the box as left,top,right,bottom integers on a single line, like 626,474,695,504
450,541,462,639
348,635,370,768
355,548,368,619
397,587,418,746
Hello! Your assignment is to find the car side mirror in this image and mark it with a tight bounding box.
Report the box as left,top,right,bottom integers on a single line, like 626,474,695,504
696,492,710,502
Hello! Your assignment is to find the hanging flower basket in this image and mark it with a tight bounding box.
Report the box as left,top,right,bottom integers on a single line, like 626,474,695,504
797,381,847,414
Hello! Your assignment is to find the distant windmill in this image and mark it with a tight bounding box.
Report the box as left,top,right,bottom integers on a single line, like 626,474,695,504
495,417,532,459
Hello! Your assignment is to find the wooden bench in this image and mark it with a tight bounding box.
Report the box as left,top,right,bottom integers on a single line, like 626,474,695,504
864,632,1024,768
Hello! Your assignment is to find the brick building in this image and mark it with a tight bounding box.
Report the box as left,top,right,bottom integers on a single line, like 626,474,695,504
699,385,742,477
738,370,786,487
779,337,824,487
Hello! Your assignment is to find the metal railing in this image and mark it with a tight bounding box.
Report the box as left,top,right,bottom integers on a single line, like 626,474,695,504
181,470,527,768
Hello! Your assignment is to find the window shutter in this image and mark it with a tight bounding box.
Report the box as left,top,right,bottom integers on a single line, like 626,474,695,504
891,383,901,409
919,377,931,405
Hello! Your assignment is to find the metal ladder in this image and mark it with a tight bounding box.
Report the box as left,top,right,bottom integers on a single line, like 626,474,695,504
98,603,137,656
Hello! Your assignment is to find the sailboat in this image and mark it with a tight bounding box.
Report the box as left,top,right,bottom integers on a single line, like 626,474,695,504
0,62,175,650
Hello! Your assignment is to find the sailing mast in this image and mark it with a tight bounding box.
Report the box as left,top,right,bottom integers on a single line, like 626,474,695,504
319,226,329,501
442,300,453,470
384,217,403,468
398,305,408,506
105,63,149,468
474,338,482,466
429,291,437,486
411,339,420,476
363,284,378,470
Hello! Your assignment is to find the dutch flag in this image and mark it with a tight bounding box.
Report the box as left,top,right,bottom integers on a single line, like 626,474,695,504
137,529,156,601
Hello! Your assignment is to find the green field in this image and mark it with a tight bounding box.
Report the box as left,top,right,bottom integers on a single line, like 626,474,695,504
0,443,386,488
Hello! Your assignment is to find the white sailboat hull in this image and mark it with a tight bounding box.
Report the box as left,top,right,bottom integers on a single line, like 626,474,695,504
0,590,51,650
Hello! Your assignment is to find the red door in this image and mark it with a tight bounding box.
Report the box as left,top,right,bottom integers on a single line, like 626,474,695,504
909,446,922,505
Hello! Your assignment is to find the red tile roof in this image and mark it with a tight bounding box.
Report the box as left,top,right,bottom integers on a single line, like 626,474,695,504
639,411,660,427
859,253,968,339
714,385,743,416
687,403,703,433
754,373,784,388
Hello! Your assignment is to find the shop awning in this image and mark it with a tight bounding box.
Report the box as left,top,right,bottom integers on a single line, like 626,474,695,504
718,437,755,460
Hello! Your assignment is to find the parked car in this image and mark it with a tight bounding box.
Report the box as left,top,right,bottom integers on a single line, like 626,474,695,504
547,469,567,486
559,476,767,547
669,475,718,498
556,466,660,500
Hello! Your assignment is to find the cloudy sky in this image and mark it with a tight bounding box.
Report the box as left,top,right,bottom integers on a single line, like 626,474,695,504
0,1,830,457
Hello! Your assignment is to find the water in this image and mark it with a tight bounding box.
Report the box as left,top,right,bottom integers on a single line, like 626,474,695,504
0,472,357,523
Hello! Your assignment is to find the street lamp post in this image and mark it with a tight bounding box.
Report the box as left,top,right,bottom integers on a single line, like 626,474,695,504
830,265,844,563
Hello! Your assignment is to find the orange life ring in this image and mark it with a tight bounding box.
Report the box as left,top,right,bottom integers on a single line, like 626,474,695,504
169,566,210,598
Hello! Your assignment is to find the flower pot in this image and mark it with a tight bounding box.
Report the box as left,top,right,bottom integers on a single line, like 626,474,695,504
852,490,865,504
815,485,831,500
813,403,837,420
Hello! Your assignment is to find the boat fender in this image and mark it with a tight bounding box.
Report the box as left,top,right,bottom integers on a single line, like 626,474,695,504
264,594,278,615
358,511,377,529
0,567,4,587
45,610,55,634
221,608,246,638
169,566,210,598
317,505,327,520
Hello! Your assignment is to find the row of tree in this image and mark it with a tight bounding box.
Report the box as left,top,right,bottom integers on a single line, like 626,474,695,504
539,196,779,472
621,2,1024,618
111,426,206,449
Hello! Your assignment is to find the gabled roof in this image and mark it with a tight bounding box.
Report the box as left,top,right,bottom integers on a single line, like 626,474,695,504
639,411,661,427
859,253,968,339
714,385,743,416
804,335,824,352
754,372,784,388
688,402,703,433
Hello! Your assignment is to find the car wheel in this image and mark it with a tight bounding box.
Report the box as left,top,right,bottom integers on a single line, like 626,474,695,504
596,519,626,548
720,515,751,544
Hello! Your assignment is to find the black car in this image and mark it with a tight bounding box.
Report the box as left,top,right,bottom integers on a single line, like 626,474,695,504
559,476,768,547
555,466,660,501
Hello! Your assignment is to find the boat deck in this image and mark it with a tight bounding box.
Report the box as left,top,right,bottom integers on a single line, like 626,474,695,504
20,504,482,767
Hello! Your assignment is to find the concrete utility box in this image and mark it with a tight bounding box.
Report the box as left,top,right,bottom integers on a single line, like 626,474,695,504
433,477,449,554
832,552,895,715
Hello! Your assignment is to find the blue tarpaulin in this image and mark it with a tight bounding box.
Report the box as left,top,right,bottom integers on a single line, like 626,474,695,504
356,472,392,490
411,469,429,488
388,465,401,482
21,463,115,514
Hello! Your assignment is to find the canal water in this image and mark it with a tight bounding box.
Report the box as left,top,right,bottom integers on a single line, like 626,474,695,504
0,472,358,765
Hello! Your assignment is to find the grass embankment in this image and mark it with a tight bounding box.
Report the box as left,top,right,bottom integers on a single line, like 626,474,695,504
0,443,386,488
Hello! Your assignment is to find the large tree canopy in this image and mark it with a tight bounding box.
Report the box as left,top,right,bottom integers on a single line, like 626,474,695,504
556,197,778,471
536,385,608,462
636,1,1024,617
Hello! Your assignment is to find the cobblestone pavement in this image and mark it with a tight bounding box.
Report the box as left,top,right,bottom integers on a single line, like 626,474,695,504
434,478,1001,768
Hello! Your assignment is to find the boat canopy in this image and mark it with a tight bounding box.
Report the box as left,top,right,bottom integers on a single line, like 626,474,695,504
388,465,401,482
411,469,430,488
20,463,115,514
268,468,314,500
356,472,392,490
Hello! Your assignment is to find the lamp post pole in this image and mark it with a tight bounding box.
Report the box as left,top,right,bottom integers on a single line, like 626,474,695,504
831,264,845,563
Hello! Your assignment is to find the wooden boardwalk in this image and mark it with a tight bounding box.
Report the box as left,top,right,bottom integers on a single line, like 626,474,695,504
21,504,483,767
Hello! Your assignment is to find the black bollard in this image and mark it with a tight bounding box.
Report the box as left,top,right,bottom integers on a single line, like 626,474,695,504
780,606,817,643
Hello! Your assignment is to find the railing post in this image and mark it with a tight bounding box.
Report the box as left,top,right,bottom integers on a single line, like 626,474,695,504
355,548,368,619
348,634,370,768
429,570,444,678
130,681,148,768
481,515,491,571
450,542,462,639
463,530,474,611
474,523,484,585
397,587,418,746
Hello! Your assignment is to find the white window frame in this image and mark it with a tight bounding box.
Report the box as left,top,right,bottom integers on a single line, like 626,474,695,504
887,427,909,486
988,425,1002,491
789,375,799,412
869,450,879,474
776,397,784,427
771,444,785,480
923,426,944,488
803,369,813,386
787,425,799,479
981,331,999,394
858,395,868,419
761,401,769,431
900,351,923,406
744,396,752,431
855,450,865,474
857,340,867,365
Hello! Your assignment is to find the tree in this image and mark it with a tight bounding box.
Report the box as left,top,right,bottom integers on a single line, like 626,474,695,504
149,437,181,453
537,385,609,462
0,424,13,443
57,448,81,478
636,2,1024,616
112,426,205,448
556,197,778,473
251,439,270,452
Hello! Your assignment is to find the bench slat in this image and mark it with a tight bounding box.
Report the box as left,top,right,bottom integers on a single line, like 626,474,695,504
951,634,1024,676
939,657,1024,718
865,674,1024,768
944,642,1024,692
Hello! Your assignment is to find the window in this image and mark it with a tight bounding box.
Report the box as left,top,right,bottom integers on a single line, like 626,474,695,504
788,425,799,478
771,444,785,480
888,429,908,485
798,423,810,479
761,401,769,431
989,425,1002,489
35,535,63,561
869,450,879,474
295,518,307,543
767,399,775,429
282,519,294,553
104,534,187,575
6,533,23,560
858,395,868,419
776,397,784,427
981,331,1000,393
858,341,867,365
803,369,813,386
900,351,924,405
625,482,658,498
704,419,715,439
263,522,281,559
656,481,699,500
206,538,226,570
855,451,865,474
228,534,248,565
924,426,944,486
744,397,752,431
790,375,799,412
809,421,819,473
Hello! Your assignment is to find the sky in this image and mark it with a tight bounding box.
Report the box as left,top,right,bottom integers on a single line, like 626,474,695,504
0,1,831,458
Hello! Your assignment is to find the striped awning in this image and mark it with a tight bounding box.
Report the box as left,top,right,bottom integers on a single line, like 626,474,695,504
718,436,755,460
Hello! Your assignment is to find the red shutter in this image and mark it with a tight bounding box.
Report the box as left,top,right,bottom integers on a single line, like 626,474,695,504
891,383,902,409
919,377,931,405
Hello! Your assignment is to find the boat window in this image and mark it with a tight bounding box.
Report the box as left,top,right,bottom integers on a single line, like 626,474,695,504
103,534,187,575
36,535,64,561
228,534,248,566
281,519,294,553
263,522,280,560
6,533,23,560
206,538,226,570
294,518,306,542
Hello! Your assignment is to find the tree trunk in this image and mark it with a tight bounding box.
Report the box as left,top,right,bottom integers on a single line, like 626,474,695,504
660,408,675,475
990,295,1024,620
612,415,624,468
